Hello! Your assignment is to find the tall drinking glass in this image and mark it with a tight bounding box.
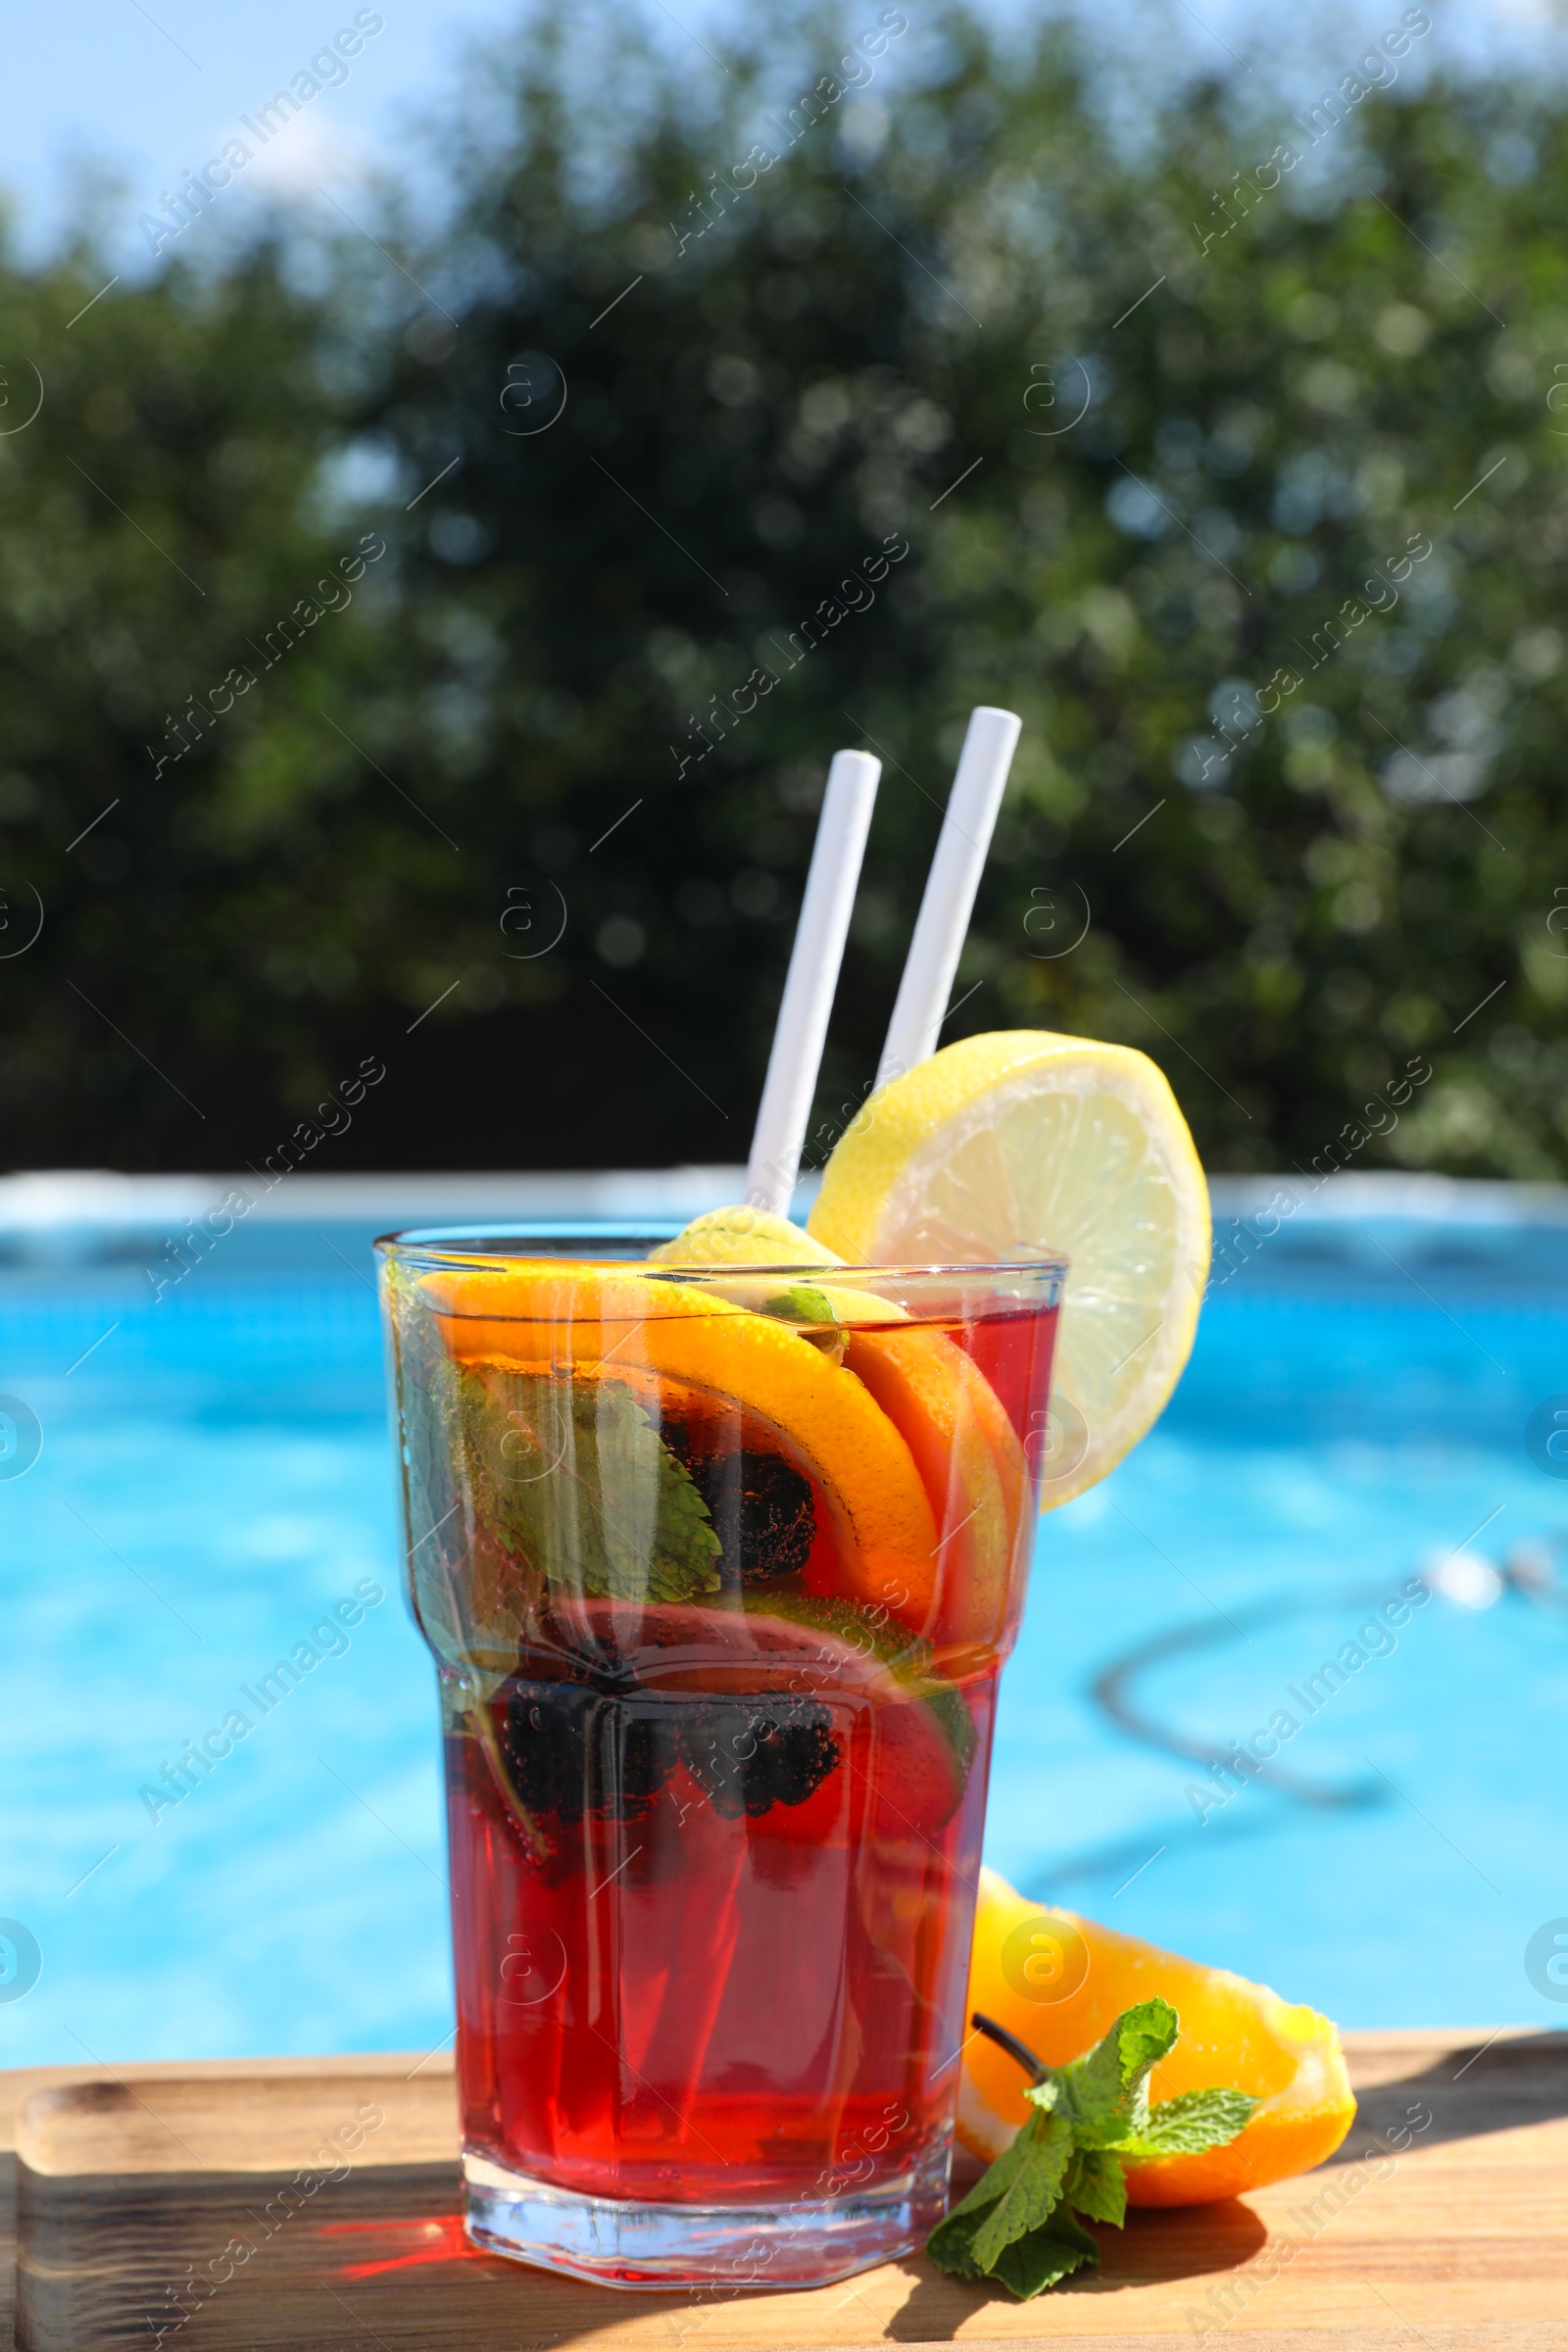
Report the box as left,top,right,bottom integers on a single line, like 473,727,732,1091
377,1227,1063,2289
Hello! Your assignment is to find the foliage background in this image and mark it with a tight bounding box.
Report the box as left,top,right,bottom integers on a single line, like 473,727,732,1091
2,0,1566,1176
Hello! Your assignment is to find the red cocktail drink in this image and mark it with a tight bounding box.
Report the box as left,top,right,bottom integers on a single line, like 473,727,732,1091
379,1235,1061,2286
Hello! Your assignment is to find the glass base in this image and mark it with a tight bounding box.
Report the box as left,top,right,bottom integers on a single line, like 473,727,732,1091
463,2146,950,2290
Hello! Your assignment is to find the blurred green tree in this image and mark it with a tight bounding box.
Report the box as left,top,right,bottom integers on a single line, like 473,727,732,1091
0,235,422,1165
3,2,1567,1178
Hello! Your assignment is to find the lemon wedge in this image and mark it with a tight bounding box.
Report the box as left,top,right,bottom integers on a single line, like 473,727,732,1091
807,1031,1209,1506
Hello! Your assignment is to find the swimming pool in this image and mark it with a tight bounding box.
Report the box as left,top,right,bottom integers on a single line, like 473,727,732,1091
3,1170,1565,2064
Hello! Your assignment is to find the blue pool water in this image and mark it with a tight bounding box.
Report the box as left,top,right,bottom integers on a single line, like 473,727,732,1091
2,1189,1566,2065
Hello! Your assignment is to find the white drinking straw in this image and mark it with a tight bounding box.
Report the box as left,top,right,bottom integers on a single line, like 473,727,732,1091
745,748,881,1217
876,706,1021,1085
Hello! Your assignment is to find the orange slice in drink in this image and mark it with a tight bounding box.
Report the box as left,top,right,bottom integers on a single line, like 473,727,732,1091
420,1262,939,1631
962,1867,1356,2204
842,1327,1026,1647
633,1228,1033,1645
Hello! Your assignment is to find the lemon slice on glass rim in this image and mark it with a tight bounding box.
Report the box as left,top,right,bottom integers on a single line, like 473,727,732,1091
806,1030,1210,1508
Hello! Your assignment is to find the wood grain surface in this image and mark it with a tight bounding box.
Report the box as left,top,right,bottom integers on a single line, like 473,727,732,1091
4,2030,1565,2351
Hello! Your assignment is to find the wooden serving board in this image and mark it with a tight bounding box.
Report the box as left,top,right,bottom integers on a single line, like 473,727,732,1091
3,2032,1566,2351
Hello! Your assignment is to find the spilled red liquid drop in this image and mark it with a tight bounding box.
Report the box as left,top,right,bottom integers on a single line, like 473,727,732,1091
317,2213,481,2278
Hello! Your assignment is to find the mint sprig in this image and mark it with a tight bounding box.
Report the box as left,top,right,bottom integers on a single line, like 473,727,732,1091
928,2000,1256,2300
453,1360,723,1608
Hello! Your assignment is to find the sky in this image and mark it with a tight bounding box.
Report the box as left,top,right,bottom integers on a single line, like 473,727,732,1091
1,0,1563,273
0,0,524,268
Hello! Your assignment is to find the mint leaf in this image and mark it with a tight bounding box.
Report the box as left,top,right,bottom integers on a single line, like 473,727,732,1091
929,2108,1072,2280
967,2111,1074,2273
924,2207,990,2280
1114,1997,1182,2083
1057,1996,1179,2147
1111,2085,1257,2159
388,1281,494,1677
455,1363,723,1607
1062,2146,1126,2228
936,2101,1052,2232
1053,2036,1123,2138
986,2208,1100,2300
